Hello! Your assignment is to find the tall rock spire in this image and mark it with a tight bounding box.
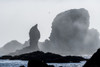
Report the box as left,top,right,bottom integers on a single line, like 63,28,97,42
29,24,40,50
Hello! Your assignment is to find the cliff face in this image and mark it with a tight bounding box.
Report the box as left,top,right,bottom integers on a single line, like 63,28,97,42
41,8,100,55
50,8,89,52
9,24,40,55
42,8,90,55
50,8,89,42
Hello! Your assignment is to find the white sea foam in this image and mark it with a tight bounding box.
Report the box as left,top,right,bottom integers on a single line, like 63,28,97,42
0,60,86,67
48,61,86,67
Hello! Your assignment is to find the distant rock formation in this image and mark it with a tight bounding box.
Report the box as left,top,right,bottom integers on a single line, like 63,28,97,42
83,48,100,67
41,8,100,55
0,40,30,56
9,24,40,55
0,40,23,56
22,40,30,48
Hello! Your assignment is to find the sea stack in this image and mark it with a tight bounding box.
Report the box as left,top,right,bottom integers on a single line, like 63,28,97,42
29,24,40,51
42,8,90,55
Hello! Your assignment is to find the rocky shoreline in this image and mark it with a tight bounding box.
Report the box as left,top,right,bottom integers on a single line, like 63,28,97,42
0,51,87,63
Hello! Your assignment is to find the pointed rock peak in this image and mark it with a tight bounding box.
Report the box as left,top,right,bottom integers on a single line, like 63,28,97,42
33,24,38,29
29,24,38,33
30,24,38,31
35,24,38,27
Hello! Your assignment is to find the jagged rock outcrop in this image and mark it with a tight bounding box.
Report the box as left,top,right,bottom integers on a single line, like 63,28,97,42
83,48,100,67
0,40,23,56
41,8,100,55
9,24,40,55
0,51,87,63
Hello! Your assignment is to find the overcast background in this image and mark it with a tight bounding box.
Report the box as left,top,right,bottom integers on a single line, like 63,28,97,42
0,0,100,47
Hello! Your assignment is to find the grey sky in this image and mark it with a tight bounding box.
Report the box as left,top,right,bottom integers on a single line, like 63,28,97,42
0,0,100,47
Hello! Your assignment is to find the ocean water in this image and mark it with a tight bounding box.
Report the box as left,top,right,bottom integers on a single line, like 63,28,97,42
0,60,86,67
0,60,28,67
48,61,86,67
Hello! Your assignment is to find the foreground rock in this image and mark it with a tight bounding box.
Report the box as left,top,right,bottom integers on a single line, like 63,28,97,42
83,48,100,67
0,51,87,63
28,60,54,67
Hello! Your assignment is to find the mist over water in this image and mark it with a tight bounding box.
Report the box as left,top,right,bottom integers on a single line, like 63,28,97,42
40,8,100,55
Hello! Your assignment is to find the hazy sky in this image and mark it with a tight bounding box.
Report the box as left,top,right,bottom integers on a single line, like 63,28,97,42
0,0,100,47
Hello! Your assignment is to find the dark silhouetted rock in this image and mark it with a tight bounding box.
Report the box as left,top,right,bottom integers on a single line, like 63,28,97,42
1,51,87,63
28,60,49,67
20,65,25,67
0,55,12,59
9,24,40,55
83,48,100,67
48,65,54,67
